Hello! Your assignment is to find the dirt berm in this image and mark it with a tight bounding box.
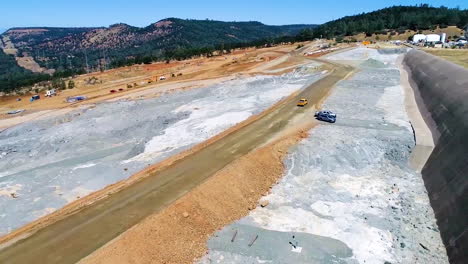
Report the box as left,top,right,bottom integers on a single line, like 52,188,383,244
0,60,353,264
404,49,468,264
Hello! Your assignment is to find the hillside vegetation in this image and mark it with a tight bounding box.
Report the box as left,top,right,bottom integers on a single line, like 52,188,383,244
0,49,50,93
4,19,313,71
1,5,467,93
0,19,315,93
308,5,467,39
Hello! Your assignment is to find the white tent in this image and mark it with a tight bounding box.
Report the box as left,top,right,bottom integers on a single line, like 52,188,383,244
426,34,441,42
413,34,426,43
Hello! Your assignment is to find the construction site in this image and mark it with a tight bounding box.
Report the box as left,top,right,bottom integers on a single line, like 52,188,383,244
0,39,466,264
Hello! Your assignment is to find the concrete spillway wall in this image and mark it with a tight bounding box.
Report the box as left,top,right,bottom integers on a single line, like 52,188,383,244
404,49,468,263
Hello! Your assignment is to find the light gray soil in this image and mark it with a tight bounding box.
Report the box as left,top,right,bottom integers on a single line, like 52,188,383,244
201,48,448,264
0,66,324,235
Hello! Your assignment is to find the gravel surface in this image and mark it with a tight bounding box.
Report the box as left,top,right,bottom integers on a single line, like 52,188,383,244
0,65,325,235
201,48,447,264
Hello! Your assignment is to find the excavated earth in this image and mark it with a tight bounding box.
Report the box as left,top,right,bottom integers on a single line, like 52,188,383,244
0,47,457,264
201,48,448,264
0,51,352,263
0,65,325,235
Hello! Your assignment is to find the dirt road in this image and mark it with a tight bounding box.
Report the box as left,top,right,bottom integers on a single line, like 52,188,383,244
0,59,353,264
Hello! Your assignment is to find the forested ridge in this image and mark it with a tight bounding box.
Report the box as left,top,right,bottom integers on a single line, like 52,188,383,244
308,5,468,39
1,5,467,93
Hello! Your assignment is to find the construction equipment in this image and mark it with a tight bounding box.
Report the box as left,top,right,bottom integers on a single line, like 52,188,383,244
297,98,308,107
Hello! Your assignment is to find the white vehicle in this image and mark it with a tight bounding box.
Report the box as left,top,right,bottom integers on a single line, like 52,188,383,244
45,89,56,97
159,76,166,81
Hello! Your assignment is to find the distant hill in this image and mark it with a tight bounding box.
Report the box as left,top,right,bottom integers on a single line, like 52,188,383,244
2,19,315,70
0,19,316,93
2,5,467,93
310,5,468,39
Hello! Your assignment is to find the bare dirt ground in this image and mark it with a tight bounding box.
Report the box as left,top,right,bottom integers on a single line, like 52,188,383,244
0,49,353,263
80,118,314,264
80,61,347,264
15,55,52,74
0,36,17,55
0,42,315,130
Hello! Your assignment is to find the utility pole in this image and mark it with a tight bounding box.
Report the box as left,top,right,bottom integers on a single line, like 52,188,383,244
103,49,108,71
67,55,72,70
84,49,89,73
80,43,90,73
100,49,107,71
42,51,48,69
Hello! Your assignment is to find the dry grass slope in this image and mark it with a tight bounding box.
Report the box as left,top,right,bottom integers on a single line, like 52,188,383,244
423,49,468,69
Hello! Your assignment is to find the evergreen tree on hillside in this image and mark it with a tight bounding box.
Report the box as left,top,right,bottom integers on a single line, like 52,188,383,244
310,5,468,39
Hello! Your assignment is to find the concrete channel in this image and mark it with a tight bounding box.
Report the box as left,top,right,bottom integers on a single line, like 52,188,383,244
201,48,449,264
404,50,468,264
0,60,352,263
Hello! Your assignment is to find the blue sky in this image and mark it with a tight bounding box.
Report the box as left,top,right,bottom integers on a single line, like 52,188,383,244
1,0,467,31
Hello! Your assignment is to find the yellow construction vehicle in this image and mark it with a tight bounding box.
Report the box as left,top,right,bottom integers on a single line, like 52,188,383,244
297,98,308,107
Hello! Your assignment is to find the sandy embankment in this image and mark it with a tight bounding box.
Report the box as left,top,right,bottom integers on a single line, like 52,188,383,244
0,45,351,264
0,86,301,246
80,115,316,264
80,59,347,264
0,44,309,131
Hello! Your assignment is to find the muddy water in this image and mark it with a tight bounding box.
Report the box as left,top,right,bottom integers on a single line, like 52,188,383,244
0,62,352,264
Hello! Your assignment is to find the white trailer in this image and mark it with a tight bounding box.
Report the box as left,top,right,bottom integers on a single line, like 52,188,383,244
441,33,447,43
413,34,426,43
45,89,56,97
426,34,441,43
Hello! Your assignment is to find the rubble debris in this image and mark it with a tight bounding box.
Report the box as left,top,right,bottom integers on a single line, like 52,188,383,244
419,243,430,251
66,96,87,103
7,109,25,115
248,234,258,247
231,230,237,242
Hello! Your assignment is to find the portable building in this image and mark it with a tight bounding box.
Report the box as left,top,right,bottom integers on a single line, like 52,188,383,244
441,33,447,43
426,34,441,43
413,34,426,43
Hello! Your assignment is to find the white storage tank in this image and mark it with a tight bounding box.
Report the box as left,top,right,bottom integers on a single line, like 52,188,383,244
441,33,447,43
413,34,426,43
426,34,441,42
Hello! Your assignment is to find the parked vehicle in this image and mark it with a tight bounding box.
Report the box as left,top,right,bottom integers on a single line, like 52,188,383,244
315,110,336,117
45,89,56,97
30,95,40,102
315,110,336,123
